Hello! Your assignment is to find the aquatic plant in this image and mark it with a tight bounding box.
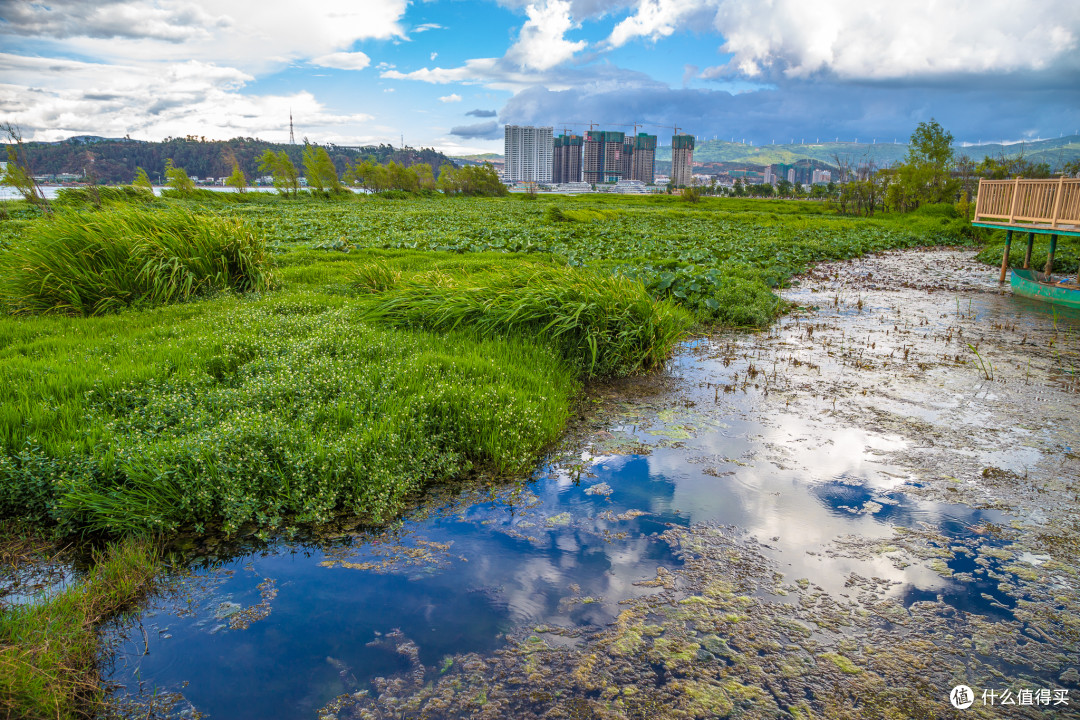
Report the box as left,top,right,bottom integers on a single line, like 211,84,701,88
0,206,272,316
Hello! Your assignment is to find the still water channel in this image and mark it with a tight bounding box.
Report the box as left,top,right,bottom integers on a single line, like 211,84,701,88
105,250,1080,718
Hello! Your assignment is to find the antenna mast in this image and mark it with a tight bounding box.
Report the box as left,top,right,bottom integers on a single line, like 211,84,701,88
289,110,295,145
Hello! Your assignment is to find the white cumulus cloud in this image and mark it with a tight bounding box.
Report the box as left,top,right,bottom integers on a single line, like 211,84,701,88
711,0,1080,79
0,0,408,72
0,53,371,143
439,93,463,102
505,0,588,71
310,51,372,71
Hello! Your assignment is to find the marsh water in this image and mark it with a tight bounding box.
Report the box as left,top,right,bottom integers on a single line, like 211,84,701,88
106,249,1080,719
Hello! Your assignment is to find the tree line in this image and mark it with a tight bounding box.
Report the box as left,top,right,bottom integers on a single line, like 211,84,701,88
157,144,507,198
14,136,457,185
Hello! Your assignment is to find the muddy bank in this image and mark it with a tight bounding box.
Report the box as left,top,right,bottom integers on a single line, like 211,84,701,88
108,248,1080,719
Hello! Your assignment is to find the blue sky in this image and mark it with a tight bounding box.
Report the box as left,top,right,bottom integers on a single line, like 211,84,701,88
1,0,1078,155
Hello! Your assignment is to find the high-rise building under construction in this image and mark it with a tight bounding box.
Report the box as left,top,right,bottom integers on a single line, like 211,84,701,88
671,134,695,187
630,133,656,183
553,134,583,183
504,125,553,183
583,130,628,184
579,130,656,184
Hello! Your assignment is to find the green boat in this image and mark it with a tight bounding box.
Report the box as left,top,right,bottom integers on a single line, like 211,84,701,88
1010,268,1080,310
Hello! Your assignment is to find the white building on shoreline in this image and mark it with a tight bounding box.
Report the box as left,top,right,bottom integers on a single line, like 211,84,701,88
504,125,553,184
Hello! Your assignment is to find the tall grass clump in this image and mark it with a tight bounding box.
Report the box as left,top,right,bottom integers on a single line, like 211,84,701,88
0,206,272,316
0,537,156,719
364,265,693,377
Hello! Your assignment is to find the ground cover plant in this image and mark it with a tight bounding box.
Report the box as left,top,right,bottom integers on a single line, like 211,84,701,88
0,194,978,539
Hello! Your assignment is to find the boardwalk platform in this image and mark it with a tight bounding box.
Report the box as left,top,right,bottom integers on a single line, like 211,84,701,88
973,177,1080,285
974,177,1080,237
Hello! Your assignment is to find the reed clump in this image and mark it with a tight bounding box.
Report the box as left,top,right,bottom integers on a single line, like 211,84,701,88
0,206,272,316
363,265,693,377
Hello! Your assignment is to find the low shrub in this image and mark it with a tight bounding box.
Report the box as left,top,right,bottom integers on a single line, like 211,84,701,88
0,206,273,316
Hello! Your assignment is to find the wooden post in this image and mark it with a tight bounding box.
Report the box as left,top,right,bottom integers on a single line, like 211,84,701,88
1023,232,1035,269
1050,175,1066,229
1044,234,1058,279
1007,177,1021,223
999,230,1013,283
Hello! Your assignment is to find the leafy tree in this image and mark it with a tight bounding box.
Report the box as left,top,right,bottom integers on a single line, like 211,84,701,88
1,122,50,212
908,119,954,168
976,152,1051,179
225,162,247,192
436,163,507,197
258,150,299,197
302,144,342,193
413,163,436,191
884,120,960,212
164,158,195,195
132,166,154,193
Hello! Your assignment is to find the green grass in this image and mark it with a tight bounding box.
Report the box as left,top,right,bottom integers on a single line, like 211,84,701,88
976,232,1080,275
0,206,272,316
0,537,156,719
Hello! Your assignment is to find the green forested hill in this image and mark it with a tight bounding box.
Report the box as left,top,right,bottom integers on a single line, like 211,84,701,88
18,136,457,184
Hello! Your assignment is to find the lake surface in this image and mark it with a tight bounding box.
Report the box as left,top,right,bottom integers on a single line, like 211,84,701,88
104,249,1080,718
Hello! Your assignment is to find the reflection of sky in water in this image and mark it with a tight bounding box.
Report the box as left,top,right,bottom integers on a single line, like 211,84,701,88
108,263,1064,718
109,424,1014,718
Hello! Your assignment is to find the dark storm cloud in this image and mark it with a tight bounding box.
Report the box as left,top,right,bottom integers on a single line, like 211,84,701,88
500,76,1080,144
449,121,501,139
465,109,498,118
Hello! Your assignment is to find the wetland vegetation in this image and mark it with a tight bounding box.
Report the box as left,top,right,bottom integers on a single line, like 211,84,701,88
0,189,1017,717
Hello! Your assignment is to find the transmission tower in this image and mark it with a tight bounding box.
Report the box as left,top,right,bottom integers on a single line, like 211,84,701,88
289,110,295,145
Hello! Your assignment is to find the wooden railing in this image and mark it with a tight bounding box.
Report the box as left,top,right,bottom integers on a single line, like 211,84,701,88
974,177,1080,229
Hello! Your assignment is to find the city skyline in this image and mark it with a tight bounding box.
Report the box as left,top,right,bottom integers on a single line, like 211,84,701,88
1,1,1077,154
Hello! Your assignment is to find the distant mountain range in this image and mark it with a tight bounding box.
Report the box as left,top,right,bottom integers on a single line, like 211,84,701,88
450,153,504,167
656,135,1080,170
457,135,1080,174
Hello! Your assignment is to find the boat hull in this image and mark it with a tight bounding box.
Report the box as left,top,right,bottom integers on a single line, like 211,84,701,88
1010,268,1080,309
